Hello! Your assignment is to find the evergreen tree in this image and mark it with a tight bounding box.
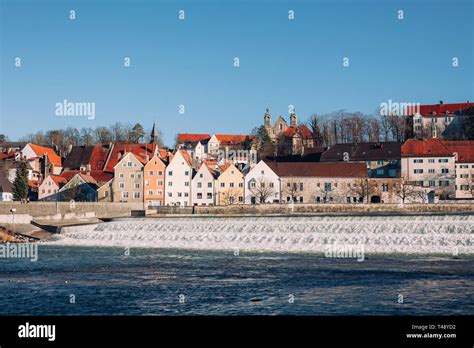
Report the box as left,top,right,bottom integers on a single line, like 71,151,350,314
12,162,29,201
130,123,145,143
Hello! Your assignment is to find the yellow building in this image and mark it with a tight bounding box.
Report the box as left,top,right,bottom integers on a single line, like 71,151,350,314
216,163,244,205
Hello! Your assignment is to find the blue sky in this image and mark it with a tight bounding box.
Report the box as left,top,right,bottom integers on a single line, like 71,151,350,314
1,0,472,146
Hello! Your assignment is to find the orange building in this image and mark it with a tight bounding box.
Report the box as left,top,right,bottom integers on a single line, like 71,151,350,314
144,154,166,206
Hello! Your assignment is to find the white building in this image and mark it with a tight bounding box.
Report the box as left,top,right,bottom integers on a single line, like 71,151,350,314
165,150,193,206
244,160,280,204
191,163,217,205
401,139,474,201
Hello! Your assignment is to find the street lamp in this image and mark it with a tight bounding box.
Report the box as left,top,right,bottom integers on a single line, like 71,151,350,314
10,208,16,233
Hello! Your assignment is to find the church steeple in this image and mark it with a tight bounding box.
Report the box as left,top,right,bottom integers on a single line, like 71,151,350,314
150,122,159,144
290,109,297,127
264,108,271,127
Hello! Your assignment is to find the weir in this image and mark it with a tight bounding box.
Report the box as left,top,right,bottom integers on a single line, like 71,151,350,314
47,215,474,254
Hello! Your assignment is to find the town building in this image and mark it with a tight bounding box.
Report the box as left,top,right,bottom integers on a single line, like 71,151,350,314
58,173,99,202
38,175,67,201
406,101,474,139
401,139,457,201
320,142,401,178
215,162,245,205
165,150,193,206
244,160,281,204
112,152,144,203
0,174,13,201
144,154,166,206
191,162,218,206
265,162,369,203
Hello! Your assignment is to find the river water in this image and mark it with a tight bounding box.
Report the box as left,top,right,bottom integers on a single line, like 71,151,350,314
0,215,473,315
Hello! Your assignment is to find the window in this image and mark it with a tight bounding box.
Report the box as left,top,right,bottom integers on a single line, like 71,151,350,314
168,181,173,186
230,182,234,188
270,182,274,188
137,174,141,179
178,192,182,197
220,182,225,188
376,169,384,175
382,183,389,192
157,190,162,196
459,165,468,169
184,192,188,197
130,173,135,179
119,182,125,189
103,191,108,198
158,171,163,176
185,171,189,176
438,159,448,163
261,170,265,175
389,169,396,177
441,169,448,174
148,170,153,176
134,183,140,189
428,159,435,163
377,160,384,165
145,180,150,185
238,196,243,203
414,159,423,163
148,190,153,195
127,162,132,167
316,182,320,187
429,180,435,187
299,183,303,191
168,192,172,197
428,169,435,174
134,192,140,199
324,183,332,191
414,169,423,174
207,193,212,199
122,192,129,198
119,173,124,178
185,182,190,187
208,182,212,188
157,180,163,186
168,171,173,176
197,183,202,188
197,193,202,199
199,173,203,178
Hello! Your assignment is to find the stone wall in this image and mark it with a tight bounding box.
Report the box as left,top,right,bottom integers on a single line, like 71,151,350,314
0,202,144,219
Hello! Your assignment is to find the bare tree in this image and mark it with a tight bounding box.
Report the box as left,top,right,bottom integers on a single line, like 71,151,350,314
94,127,113,144
368,118,381,142
349,178,377,203
80,128,95,146
283,180,301,202
249,178,276,203
395,177,420,203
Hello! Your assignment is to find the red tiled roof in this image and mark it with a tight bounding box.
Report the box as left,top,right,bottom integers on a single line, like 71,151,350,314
0,151,17,160
28,144,62,166
104,143,156,173
282,125,313,139
215,134,253,144
179,149,193,167
61,170,113,183
401,139,452,157
265,161,367,178
444,141,474,163
28,180,40,187
78,173,98,185
50,175,67,185
177,134,211,143
407,102,474,117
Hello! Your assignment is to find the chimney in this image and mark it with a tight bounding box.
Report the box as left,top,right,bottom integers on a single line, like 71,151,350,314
439,100,443,105
42,152,49,178
86,164,91,175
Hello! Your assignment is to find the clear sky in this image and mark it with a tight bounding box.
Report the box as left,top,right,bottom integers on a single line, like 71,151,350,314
1,0,472,146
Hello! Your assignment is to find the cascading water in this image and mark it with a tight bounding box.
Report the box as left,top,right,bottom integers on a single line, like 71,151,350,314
46,215,474,254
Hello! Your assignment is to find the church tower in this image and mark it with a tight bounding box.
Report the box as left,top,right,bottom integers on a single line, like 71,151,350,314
150,122,159,144
264,108,271,127
290,110,297,127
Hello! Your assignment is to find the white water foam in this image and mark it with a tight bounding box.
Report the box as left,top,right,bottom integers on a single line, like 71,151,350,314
45,215,474,254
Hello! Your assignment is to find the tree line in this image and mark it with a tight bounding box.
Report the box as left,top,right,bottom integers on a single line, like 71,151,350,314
17,123,164,155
